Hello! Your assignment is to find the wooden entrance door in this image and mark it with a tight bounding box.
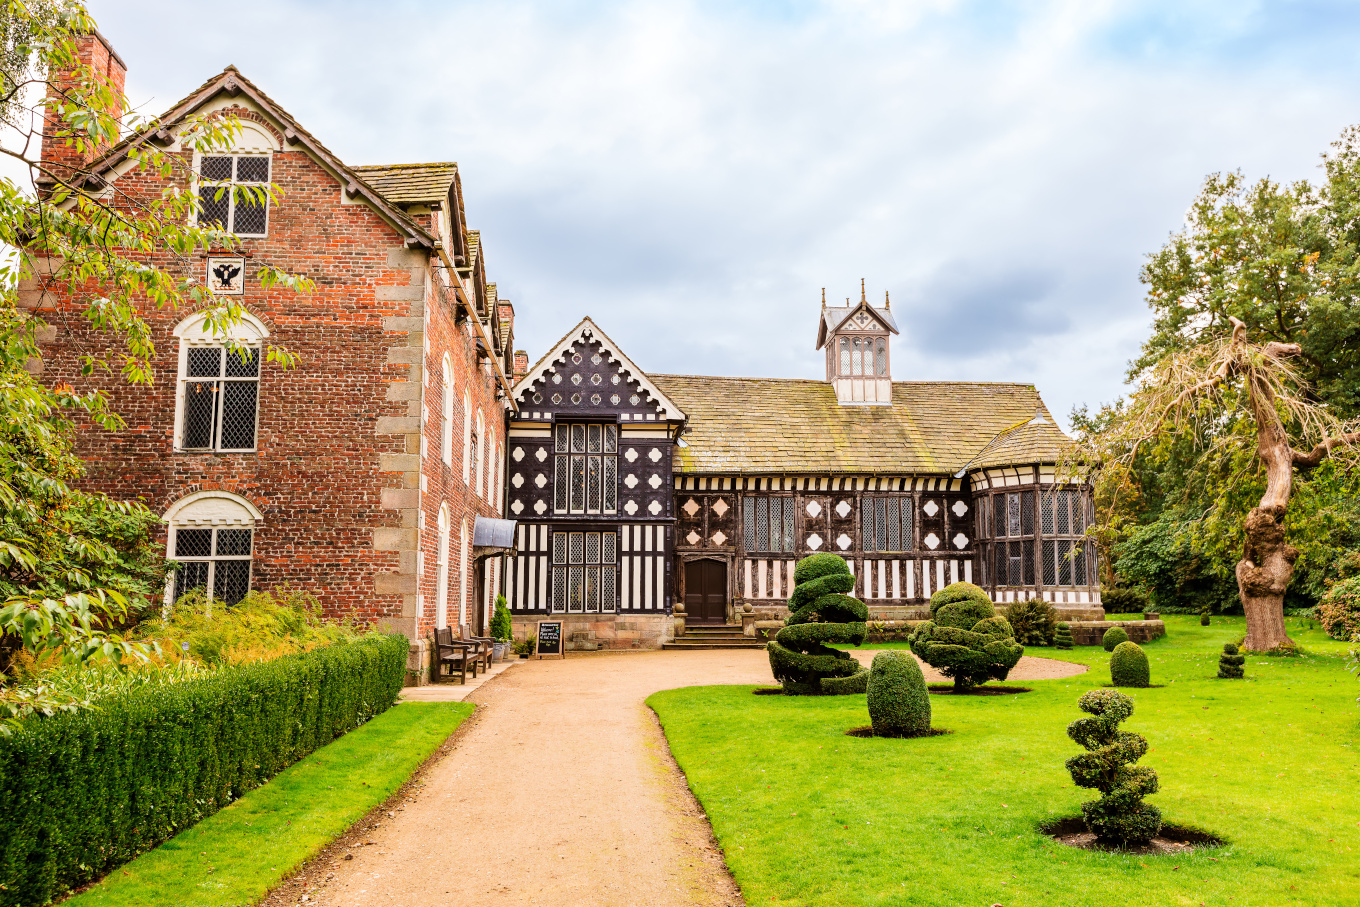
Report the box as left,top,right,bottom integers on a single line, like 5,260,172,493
684,560,728,624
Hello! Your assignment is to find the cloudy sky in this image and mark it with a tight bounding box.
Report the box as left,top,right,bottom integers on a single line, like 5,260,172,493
88,0,1360,427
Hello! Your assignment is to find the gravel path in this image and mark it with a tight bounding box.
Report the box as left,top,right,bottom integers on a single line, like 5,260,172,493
287,648,1086,907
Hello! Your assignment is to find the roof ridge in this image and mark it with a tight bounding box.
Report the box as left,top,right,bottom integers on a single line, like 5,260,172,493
650,374,1041,389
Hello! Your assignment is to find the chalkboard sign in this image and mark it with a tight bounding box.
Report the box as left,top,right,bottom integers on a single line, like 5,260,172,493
535,620,564,659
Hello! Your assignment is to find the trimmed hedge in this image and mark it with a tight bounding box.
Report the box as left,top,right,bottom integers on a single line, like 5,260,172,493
1054,622,1073,649
1218,642,1246,679
866,651,931,737
1102,627,1128,651
1110,641,1150,688
0,633,408,906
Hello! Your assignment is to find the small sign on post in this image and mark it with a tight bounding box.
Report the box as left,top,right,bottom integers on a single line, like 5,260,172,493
535,620,564,659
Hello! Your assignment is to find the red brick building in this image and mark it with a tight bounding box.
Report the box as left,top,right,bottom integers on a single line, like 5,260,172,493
26,37,524,672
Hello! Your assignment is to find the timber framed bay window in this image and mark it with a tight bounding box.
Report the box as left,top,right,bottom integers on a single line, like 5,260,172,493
550,529,618,613
553,423,618,515
173,311,267,452
980,486,1094,588
197,153,271,236
743,496,795,553
862,495,914,553
836,336,888,377
163,491,261,607
1041,488,1093,587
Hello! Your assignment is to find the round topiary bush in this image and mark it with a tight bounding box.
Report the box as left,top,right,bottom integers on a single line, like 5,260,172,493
1065,689,1162,846
1101,627,1128,652
1109,641,1150,687
767,554,867,695
1054,622,1073,650
1200,612,1211,626
1317,576,1360,641
1006,598,1058,646
1217,642,1245,679
910,582,1023,691
866,651,931,737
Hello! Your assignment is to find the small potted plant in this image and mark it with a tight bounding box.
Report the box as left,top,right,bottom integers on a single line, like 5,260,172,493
491,595,513,662
514,636,536,659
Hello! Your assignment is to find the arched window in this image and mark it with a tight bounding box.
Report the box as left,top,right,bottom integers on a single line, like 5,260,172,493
163,491,262,606
441,357,453,467
436,504,451,629
494,442,503,506
173,310,269,452
474,410,486,498
838,336,851,376
462,390,472,482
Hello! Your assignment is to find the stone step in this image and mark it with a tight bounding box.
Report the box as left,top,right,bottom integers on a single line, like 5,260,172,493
662,639,767,650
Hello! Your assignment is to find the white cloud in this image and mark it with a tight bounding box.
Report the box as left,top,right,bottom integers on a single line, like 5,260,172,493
88,0,1360,428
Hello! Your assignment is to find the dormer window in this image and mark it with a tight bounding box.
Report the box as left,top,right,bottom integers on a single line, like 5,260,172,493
198,154,271,236
838,337,887,377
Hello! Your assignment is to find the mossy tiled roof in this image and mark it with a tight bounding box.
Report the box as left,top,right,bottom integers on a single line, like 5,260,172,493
650,375,1071,475
351,162,459,205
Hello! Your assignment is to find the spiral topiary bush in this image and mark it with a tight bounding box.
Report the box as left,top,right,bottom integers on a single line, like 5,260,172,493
909,582,1023,691
1006,598,1058,646
866,651,931,737
1065,689,1162,846
1102,627,1128,652
767,553,867,694
1218,642,1245,679
1054,622,1073,649
1109,641,1150,687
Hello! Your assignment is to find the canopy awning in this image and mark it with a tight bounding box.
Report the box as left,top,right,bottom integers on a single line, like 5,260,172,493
472,515,517,552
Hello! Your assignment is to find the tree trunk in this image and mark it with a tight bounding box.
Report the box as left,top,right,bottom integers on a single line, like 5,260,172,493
1235,505,1296,652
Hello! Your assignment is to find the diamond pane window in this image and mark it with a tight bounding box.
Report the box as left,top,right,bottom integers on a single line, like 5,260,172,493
604,425,617,453
554,424,617,514
1007,493,1021,537
743,498,756,545
568,531,584,564
783,498,795,552
571,424,586,453
588,424,602,453
175,528,212,558
554,459,568,512
1057,492,1070,535
603,458,617,513
568,566,584,612
839,337,850,375
570,457,586,512
1009,541,1023,586
1023,538,1034,585
1070,491,1084,533
993,495,1006,538
886,498,900,551
198,153,270,236
755,498,769,551
171,526,252,605
1059,541,1073,585
1021,491,1035,536
555,424,569,453
179,344,261,451
1041,493,1055,535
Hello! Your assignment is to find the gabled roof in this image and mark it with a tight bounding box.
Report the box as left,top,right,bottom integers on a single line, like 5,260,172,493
351,162,459,206
514,318,686,421
76,66,436,249
651,375,1070,475
816,297,899,349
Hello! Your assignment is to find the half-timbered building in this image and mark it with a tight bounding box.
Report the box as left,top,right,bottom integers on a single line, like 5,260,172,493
505,291,1100,650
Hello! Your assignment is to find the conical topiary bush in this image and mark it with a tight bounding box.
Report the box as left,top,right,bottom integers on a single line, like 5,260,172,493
909,582,1023,691
1218,643,1245,679
767,553,868,695
1055,622,1074,649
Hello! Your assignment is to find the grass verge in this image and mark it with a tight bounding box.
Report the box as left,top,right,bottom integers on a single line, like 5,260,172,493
65,701,474,907
651,616,1360,906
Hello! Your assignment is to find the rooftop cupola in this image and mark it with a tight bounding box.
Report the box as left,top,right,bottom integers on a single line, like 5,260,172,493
814,279,899,405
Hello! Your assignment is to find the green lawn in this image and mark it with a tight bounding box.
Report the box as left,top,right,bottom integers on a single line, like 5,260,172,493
67,701,474,907
650,616,1360,907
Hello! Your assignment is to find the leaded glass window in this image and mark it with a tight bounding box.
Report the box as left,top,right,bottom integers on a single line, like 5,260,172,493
743,497,795,553
839,337,851,375
171,526,253,605
1037,487,1091,587
993,495,1005,538
554,423,618,515
1021,491,1034,536
198,154,271,236
1007,493,1021,537
550,530,618,614
864,496,913,552
179,346,260,451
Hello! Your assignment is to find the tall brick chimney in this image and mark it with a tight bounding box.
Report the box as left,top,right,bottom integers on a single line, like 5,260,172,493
512,350,529,382
39,29,127,185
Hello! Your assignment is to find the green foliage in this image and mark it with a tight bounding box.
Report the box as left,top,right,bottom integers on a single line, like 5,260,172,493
1218,642,1245,679
1006,599,1058,646
1201,612,1212,626
513,635,536,657
1110,641,1151,688
866,651,931,737
910,590,1023,691
1055,622,1074,649
1102,627,1128,651
1317,576,1360,641
1100,585,1150,615
821,669,870,695
1065,689,1162,846
0,634,407,905
768,555,866,695
491,594,512,641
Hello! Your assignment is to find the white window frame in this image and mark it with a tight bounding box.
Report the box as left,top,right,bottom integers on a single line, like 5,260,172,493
458,521,469,629
441,357,454,467
195,151,273,237
162,491,263,609
436,504,451,629
462,390,472,482
172,310,269,453
475,410,486,498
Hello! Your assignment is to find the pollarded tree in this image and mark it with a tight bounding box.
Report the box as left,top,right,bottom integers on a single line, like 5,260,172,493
767,553,867,695
1076,318,1360,652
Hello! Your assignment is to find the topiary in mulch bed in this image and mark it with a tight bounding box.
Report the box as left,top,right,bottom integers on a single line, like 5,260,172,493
845,726,952,739
766,553,868,695
1039,816,1224,854
926,683,1032,695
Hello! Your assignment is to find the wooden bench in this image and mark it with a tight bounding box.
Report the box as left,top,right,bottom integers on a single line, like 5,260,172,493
460,624,494,674
431,627,478,684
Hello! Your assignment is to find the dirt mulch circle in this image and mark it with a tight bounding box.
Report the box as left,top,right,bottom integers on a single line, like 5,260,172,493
927,683,1031,695
1040,817,1225,855
844,726,952,738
